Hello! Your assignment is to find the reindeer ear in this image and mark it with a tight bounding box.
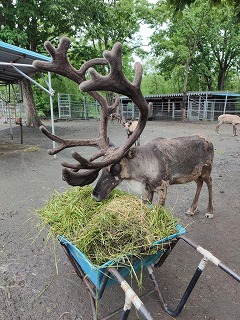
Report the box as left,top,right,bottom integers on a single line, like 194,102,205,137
110,163,122,175
62,168,100,186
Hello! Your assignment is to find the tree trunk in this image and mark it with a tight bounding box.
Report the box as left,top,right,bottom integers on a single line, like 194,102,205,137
181,39,198,122
217,69,227,91
21,78,42,127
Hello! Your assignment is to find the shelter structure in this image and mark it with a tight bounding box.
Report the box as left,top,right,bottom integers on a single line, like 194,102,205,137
120,91,240,121
0,41,54,145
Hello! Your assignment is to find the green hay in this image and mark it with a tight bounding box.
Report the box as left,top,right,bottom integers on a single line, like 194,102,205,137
37,186,179,266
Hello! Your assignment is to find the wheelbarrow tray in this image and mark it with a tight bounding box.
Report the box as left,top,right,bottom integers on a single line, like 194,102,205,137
58,224,186,289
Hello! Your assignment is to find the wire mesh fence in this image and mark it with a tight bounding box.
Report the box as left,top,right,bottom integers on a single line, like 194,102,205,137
56,92,240,121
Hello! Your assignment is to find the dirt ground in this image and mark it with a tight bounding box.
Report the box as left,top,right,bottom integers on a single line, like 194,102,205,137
0,118,239,320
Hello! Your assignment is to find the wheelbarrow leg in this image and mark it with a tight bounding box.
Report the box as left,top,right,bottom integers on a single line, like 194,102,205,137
148,257,207,318
108,267,154,320
148,235,240,318
120,309,131,320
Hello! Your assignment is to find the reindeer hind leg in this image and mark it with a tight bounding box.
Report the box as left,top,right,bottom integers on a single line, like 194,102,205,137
186,178,203,216
204,175,214,218
233,124,238,136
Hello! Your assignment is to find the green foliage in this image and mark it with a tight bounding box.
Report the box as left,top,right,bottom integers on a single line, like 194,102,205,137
33,75,82,117
166,0,240,21
0,0,151,115
147,0,240,92
0,0,84,51
2,0,240,102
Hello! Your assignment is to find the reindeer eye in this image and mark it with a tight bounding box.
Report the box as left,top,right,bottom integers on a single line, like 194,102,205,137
110,163,122,176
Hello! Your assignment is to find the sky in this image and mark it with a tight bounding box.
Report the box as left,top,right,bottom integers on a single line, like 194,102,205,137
134,0,158,60
140,24,154,50
133,21,155,63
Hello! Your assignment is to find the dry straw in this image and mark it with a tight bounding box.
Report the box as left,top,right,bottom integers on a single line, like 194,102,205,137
37,186,179,266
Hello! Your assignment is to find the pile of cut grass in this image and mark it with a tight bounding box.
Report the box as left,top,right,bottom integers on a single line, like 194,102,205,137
37,186,179,266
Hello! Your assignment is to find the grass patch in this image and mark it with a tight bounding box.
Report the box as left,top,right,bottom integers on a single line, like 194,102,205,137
37,186,179,266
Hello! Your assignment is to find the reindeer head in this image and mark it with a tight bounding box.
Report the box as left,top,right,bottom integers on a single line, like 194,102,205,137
33,37,149,197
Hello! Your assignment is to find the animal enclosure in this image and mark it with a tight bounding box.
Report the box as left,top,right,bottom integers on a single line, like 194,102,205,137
57,91,240,121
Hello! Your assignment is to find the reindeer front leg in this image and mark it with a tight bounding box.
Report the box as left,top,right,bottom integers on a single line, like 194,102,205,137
155,181,169,206
142,187,154,205
215,123,221,135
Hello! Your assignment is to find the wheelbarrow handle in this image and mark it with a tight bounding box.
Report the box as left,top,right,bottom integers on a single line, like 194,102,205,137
178,235,240,283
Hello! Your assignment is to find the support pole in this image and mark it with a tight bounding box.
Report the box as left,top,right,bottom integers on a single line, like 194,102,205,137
108,267,153,320
223,91,228,114
164,258,207,317
48,72,56,155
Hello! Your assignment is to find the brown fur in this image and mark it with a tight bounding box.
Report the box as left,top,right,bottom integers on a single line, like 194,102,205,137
92,135,214,218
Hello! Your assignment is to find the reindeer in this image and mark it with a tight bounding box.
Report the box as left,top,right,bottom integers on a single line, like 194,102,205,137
109,113,123,123
215,114,240,136
110,113,140,145
122,119,140,146
122,119,138,137
110,113,140,146
33,37,214,218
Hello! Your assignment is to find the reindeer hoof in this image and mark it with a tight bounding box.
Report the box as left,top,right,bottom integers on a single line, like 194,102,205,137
205,212,214,219
186,210,194,216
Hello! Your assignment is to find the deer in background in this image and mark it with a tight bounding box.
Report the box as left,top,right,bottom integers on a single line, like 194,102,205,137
215,114,240,136
110,113,140,145
33,37,214,218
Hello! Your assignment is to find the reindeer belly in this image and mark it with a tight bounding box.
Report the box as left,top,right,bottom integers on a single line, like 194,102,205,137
170,161,205,184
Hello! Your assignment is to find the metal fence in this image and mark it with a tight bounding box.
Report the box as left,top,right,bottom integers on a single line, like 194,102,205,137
0,92,25,124
58,93,100,120
57,92,240,121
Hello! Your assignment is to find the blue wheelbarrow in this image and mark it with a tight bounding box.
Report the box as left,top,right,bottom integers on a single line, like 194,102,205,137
58,225,240,320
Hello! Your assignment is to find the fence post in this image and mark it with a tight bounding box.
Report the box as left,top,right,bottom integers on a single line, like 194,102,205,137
223,91,228,114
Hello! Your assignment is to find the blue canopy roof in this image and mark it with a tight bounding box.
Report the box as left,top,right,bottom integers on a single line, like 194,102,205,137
0,41,51,83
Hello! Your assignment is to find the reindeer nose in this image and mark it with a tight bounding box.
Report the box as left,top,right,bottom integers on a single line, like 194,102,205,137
92,190,103,202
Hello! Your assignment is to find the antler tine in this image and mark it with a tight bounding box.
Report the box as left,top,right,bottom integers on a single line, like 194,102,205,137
33,36,107,84
39,125,106,155
34,37,119,162
34,38,148,173
80,43,146,104
73,42,150,169
62,167,100,186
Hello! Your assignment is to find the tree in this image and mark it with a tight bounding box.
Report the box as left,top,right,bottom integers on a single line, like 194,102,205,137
68,0,146,105
196,5,240,90
21,78,42,126
0,0,147,124
166,0,240,20
149,1,210,120
69,0,145,72
149,0,240,93
0,0,88,126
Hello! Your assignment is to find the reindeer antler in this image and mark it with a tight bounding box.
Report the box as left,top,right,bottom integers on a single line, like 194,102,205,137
33,37,118,157
33,37,107,84
33,37,149,186
76,42,149,169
